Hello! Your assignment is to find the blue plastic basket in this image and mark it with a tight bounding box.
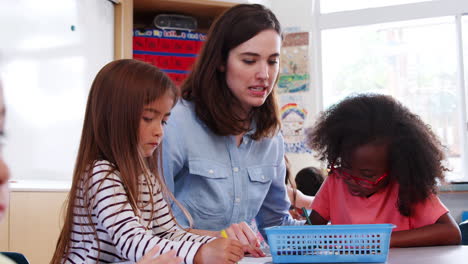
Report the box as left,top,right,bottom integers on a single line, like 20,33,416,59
264,224,394,263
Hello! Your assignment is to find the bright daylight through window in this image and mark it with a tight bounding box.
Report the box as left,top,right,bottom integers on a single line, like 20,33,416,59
316,0,468,182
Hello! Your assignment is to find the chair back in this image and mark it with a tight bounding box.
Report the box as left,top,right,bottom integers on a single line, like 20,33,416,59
1,252,30,264
460,220,468,245
462,211,468,222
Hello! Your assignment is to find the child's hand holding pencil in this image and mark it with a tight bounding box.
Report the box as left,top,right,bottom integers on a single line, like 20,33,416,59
302,207,312,225
194,237,244,264
219,222,266,257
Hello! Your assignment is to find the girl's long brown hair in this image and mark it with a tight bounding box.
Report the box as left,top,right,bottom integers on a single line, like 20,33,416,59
50,59,192,263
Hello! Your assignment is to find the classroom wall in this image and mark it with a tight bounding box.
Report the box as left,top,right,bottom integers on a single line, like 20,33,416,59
270,0,321,177
439,192,468,223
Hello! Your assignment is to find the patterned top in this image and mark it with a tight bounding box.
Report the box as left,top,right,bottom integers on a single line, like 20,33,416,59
64,161,214,264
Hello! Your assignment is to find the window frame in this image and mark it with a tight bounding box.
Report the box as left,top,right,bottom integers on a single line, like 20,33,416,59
311,0,468,182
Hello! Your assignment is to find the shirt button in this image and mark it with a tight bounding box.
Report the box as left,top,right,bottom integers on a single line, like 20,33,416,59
261,175,265,180
235,197,241,203
233,167,239,172
208,169,214,174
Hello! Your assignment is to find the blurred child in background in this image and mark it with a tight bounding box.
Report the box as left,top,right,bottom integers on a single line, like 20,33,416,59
284,156,324,220
295,166,324,197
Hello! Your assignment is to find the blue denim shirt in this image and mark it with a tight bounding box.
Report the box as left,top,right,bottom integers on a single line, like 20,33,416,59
162,100,300,232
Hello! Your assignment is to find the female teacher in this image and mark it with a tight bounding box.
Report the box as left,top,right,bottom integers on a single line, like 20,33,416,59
162,3,301,247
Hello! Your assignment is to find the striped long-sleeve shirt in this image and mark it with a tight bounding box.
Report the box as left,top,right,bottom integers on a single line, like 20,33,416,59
65,161,214,264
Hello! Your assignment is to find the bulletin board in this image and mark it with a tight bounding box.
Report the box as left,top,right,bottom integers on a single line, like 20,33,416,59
278,32,310,94
279,31,312,154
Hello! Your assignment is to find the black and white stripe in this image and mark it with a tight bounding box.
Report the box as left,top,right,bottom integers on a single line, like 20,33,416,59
64,161,214,264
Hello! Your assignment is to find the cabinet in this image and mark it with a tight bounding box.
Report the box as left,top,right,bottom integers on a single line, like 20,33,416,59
0,191,68,264
114,0,240,59
0,209,8,250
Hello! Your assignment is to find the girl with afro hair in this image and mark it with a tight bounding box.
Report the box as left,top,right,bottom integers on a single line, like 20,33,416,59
306,94,461,247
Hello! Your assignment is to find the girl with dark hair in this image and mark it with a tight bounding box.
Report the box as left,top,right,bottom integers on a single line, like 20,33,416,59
162,3,301,255
306,93,461,247
295,167,324,196
50,59,244,264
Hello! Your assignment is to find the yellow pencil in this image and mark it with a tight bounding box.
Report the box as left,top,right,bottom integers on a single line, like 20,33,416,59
220,229,228,238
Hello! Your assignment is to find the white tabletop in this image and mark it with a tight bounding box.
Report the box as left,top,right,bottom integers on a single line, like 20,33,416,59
238,245,468,264
387,246,468,264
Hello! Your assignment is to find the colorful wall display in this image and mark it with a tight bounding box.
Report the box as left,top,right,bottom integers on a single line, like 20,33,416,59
279,30,312,154
278,32,310,94
280,96,312,154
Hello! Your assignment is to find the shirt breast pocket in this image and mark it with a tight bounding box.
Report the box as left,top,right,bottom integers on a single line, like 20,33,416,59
185,159,230,218
189,159,229,180
247,166,274,184
247,166,274,213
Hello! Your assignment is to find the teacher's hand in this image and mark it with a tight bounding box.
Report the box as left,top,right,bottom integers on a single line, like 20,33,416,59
224,222,265,257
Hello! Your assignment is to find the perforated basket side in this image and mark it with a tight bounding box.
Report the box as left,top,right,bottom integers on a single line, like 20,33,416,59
265,224,394,263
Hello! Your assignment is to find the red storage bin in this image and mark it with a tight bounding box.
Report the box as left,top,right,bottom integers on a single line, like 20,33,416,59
133,54,146,62
182,40,197,53
171,39,185,53
158,38,172,53
133,29,205,86
146,37,160,52
172,56,197,71
158,56,171,69
166,72,188,87
133,37,147,51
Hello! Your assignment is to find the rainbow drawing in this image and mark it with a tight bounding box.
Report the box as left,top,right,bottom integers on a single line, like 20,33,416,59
281,103,308,120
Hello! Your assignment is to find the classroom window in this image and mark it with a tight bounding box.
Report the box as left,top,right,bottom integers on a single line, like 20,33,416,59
315,0,468,182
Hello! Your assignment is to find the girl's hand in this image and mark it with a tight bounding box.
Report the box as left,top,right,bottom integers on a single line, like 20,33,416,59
289,207,306,220
390,212,461,247
223,222,265,257
137,246,182,264
194,238,244,264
